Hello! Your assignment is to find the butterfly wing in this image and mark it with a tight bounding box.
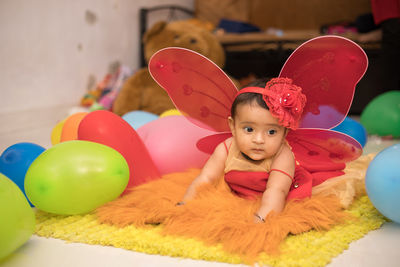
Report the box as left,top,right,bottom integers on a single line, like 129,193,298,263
196,132,232,154
280,35,368,129
287,128,362,166
149,47,238,132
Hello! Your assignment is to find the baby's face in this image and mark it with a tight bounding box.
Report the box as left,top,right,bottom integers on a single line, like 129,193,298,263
229,101,287,161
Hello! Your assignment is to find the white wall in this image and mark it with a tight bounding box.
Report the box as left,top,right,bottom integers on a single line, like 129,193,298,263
0,0,194,114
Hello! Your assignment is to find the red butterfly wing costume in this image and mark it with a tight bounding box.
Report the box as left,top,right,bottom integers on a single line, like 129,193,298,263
149,36,368,199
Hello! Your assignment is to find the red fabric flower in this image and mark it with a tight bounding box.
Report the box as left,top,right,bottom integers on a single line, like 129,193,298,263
263,78,307,130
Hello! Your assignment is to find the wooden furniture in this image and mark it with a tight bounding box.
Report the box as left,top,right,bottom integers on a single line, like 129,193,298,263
139,2,382,114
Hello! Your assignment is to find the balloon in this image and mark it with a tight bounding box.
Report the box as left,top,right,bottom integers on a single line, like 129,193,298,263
365,143,400,224
78,110,160,188
51,119,66,145
332,117,367,147
0,142,45,206
60,112,88,142
360,91,400,138
122,110,159,129
137,116,213,175
300,105,344,130
160,109,182,118
0,173,35,260
25,140,129,215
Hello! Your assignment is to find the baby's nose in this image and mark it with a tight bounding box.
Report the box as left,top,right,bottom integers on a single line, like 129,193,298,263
252,132,265,143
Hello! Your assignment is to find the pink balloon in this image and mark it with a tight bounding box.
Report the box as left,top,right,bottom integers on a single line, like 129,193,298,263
137,116,213,175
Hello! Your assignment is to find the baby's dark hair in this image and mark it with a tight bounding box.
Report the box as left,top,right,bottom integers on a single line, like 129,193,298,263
230,78,270,118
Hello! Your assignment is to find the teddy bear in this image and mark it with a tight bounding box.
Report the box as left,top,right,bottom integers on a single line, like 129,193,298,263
112,20,227,116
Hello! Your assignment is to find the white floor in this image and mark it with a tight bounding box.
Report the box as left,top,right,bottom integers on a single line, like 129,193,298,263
1,106,400,267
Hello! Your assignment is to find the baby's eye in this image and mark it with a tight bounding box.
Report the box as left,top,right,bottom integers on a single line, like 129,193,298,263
267,129,277,135
244,127,253,133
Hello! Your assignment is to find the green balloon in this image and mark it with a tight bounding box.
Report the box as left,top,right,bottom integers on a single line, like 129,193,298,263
360,91,400,138
25,140,129,215
0,173,35,260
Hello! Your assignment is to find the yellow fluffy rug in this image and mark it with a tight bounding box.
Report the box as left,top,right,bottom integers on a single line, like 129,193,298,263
34,154,387,266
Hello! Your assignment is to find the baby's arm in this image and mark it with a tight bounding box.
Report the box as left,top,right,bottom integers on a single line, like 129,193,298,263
180,139,230,203
255,144,295,222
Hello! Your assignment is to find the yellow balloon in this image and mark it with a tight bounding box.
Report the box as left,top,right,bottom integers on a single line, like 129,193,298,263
160,109,182,118
51,119,66,145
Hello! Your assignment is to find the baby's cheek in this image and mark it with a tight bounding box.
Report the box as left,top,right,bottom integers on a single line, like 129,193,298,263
267,143,281,155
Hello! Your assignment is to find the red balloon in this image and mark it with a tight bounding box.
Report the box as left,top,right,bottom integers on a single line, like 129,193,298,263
78,110,161,188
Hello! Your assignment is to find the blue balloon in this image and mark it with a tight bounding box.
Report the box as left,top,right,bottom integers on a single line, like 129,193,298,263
332,117,367,147
365,143,400,224
0,142,45,206
122,110,159,129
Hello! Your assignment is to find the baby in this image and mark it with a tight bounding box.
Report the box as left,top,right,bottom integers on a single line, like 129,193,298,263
178,77,307,223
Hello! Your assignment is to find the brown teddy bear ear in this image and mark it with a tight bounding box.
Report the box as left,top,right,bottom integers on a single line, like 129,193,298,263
143,21,167,43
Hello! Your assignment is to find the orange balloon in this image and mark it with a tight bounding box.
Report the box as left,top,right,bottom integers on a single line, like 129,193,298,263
60,112,88,142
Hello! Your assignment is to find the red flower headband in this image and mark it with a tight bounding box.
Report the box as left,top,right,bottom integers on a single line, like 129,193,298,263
236,78,307,130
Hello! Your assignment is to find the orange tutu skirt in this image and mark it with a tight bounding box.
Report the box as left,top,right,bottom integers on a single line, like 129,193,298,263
97,168,353,261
